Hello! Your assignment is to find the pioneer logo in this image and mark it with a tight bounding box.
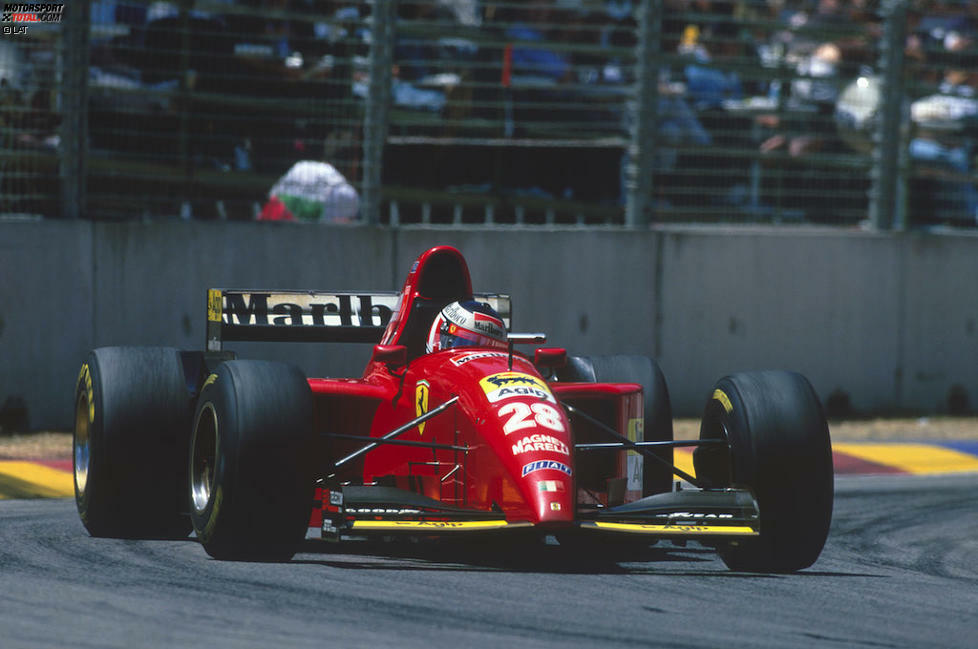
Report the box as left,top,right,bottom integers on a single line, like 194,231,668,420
656,512,736,520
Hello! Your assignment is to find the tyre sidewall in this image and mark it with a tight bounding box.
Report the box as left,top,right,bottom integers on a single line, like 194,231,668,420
74,355,108,533
189,370,238,549
189,360,315,560
700,371,833,572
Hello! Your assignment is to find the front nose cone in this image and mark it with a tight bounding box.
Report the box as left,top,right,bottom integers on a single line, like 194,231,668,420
525,473,574,524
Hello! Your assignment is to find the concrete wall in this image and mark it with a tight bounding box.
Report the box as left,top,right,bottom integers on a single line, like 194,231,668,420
899,235,978,412
89,222,394,379
2,222,977,430
1,221,94,431
656,228,906,414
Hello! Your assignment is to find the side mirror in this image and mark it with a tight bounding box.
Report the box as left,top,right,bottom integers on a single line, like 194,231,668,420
371,344,407,367
508,333,547,345
534,347,567,368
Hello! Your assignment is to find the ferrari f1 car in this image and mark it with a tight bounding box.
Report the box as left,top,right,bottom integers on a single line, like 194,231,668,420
73,245,833,572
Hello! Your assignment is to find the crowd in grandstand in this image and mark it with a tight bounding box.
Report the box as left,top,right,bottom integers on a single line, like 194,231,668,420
1,1,977,224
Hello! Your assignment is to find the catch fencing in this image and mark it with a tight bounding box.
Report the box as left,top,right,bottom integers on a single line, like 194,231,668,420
1,1,974,228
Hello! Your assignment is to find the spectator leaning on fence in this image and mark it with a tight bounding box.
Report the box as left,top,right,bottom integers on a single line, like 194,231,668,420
909,29,978,226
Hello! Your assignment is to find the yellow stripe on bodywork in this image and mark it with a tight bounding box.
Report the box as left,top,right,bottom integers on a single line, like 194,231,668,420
585,521,758,536
350,519,517,531
0,462,74,499
833,443,978,475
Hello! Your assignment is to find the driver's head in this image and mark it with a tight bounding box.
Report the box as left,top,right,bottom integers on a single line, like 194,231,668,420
426,300,507,353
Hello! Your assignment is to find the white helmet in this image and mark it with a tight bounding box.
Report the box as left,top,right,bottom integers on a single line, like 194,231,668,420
426,300,507,353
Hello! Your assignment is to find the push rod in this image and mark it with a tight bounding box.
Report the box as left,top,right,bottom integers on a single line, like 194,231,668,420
575,440,727,450
324,432,467,453
332,396,459,470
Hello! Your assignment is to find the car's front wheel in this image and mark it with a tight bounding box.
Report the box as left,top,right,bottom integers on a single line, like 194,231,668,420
693,370,833,573
189,360,316,561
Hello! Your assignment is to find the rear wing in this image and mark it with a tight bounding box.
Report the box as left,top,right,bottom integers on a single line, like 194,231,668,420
206,289,511,351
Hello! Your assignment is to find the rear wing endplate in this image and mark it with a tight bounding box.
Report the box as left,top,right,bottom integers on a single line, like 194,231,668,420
206,289,510,351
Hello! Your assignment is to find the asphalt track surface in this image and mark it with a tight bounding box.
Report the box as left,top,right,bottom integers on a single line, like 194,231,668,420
1,474,976,649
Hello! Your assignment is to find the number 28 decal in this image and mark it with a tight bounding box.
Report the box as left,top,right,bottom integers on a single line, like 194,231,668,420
498,401,565,435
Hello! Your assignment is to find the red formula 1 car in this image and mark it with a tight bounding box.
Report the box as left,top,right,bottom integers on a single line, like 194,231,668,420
73,245,833,572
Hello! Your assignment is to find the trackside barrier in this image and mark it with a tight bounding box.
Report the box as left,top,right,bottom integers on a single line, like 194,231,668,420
3,222,978,430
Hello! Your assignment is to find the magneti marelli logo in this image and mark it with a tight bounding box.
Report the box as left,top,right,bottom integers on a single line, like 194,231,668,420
2,3,63,35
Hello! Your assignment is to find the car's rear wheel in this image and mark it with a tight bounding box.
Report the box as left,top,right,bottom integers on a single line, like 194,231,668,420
74,347,194,539
559,355,674,496
189,360,316,561
693,371,833,573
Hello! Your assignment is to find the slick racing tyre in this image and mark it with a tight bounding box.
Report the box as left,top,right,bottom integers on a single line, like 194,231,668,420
189,360,316,561
559,355,674,497
74,347,194,539
693,371,833,573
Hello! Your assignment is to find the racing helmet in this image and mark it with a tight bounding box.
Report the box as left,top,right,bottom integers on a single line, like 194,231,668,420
426,300,507,353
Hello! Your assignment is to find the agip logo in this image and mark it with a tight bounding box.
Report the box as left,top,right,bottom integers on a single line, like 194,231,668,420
2,3,63,34
479,372,555,404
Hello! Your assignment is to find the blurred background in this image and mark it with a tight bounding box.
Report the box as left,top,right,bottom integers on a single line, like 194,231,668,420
3,0,978,431
3,0,978,228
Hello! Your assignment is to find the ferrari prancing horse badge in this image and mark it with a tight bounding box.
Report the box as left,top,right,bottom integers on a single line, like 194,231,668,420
416,380,430,434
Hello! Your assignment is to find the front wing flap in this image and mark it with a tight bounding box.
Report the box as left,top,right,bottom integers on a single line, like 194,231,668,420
577,488,760,540
322,485,532,538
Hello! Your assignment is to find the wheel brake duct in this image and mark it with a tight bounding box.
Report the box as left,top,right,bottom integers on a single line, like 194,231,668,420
561,402,723,489
328,396,460,475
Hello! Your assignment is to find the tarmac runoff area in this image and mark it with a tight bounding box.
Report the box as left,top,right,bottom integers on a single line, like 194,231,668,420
2,423,978,500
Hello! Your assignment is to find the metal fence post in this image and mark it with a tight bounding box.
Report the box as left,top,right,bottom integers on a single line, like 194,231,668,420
869,0,908,231
625,0,660,228
178,1,193,209
361,0,395,225
60,0,90,219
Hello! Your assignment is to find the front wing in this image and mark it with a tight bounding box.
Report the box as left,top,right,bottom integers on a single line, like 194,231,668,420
319,485,759,542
